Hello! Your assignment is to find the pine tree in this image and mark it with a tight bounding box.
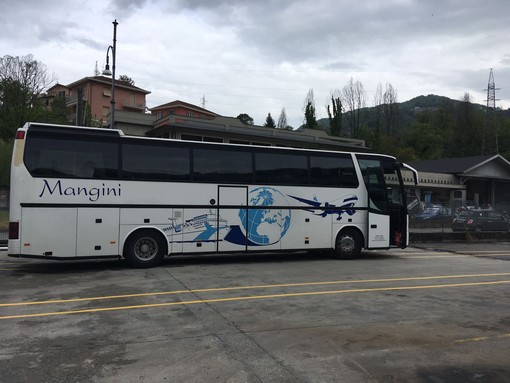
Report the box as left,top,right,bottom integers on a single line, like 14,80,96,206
277,108,288,129
327,95,342,136
264,113,276,128
303,89,318,129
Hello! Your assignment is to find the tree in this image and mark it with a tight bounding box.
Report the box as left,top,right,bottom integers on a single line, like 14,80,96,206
0,140,13,186
237,113,254,125
326,92,342,136
303,88,318,129
499,117,510,160
277,108,288,129
0,55,55,141
118,75,135,86
383,83,399,136
43,94,67,124
264,112,276,128
372,83,384,151
402,121,445,160
453,93,482,157
342,77,366,138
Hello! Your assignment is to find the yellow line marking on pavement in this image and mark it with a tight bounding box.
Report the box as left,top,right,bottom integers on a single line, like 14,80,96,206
455,333,510,343
394,254,462,257
470,253,510,257
461,250,510,254
404,255,467,259
2,273,510,308
1,280,509,320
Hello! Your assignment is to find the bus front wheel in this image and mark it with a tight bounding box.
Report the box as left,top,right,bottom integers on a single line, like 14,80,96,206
334,229,362,260
124,230,167,268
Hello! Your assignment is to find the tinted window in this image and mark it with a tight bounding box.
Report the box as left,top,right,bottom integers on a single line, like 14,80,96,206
25,135,118,178
310,155,358,187
193,148,252,183
122,142,190,181
255,152,308,184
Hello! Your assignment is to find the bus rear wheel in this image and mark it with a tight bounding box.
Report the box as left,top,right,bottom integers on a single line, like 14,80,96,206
124,230,167,268
334,229,362,260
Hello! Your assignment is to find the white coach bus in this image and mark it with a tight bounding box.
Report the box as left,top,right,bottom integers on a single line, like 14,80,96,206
8,123,417,267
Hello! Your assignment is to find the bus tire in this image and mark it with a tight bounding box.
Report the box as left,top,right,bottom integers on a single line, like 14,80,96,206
334,229,362,260
123,230,167,268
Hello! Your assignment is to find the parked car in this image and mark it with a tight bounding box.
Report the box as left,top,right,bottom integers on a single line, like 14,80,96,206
494,202,510,217
452,209,510,232
414,206,451,220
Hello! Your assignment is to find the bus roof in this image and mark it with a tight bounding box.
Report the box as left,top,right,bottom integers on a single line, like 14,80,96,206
22,122,123,137
21,122,397,160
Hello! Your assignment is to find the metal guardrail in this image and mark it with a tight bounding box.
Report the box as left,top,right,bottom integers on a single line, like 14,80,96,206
0,231,7,248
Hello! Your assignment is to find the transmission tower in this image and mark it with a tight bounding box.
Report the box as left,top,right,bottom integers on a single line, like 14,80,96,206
200,95,207,109
482,68,500,155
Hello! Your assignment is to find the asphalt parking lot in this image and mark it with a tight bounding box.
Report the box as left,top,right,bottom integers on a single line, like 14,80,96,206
1,243,510,383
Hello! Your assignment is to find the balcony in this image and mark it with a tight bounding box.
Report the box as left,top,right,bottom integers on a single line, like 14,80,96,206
65,95,87,107
122,100,146,111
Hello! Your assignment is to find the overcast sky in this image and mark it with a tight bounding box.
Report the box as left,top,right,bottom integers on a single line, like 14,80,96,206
1,0,509,128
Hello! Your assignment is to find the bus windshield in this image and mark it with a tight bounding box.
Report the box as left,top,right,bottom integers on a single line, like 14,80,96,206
357,155,406,210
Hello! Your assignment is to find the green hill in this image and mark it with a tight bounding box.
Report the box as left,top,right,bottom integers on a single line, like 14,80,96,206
316,94,488,135
312,94,510,161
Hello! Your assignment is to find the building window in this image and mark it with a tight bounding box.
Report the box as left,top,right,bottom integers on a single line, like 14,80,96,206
180,134,202,142
229,140,250,145
102,106,110,117
203,137,223,143
103,88,111,97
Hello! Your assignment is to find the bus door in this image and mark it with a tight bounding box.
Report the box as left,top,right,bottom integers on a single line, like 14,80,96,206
365,166,391,249
217,186,248,252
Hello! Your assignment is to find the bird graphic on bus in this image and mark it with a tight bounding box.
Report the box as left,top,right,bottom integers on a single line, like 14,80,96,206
288,194,358,220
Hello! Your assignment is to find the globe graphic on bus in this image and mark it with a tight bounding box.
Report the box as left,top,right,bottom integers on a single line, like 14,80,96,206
239,187,291,245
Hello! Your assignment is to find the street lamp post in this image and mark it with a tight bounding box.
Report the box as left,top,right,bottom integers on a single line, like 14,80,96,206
102,19,118,129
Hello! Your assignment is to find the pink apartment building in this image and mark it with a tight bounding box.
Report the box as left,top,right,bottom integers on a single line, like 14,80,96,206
46,76,150,126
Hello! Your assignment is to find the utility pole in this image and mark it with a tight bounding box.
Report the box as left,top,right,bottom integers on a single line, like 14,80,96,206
482,69,500,155
102,20,118,129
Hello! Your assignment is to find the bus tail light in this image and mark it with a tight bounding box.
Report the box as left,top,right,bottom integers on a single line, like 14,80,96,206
9,222,19,240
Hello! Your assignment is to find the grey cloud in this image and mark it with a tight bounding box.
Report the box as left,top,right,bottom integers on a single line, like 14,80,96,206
75,37,105,50
320,61,365,72
36,21,104,50
108,0,150,18
163,0,510,65
37,21,77,43
501,55,510,66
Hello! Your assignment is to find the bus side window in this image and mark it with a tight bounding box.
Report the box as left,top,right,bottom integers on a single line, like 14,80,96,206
309,155,358,187
24,134,118,179
78,161,95,178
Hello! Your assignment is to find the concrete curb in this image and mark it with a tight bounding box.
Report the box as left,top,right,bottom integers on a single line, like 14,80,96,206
410,231,510,243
